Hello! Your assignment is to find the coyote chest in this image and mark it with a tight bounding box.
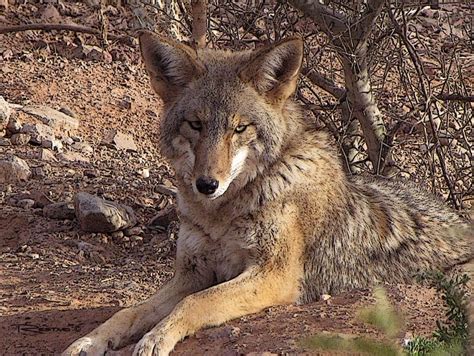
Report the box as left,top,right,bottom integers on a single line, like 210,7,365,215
178,214,255,283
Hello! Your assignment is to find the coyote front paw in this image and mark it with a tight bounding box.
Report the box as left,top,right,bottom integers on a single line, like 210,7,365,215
62,336,108,356
133,331,173,356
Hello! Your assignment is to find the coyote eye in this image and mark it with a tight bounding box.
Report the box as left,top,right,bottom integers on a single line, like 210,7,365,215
187,120,202,131
235,124,247,133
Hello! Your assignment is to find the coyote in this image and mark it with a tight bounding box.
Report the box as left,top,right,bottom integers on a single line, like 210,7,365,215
64,32,472,356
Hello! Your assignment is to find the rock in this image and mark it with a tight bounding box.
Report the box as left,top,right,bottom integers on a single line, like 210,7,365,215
31,166,47,179
155,183,177,197
74,192,137,233
111,231,124,239
0,96,11,127
102,129,137,151
6,116,22,135
140,168,150,178
119,96,134,110
0,137,11,146
10,133,31,146
148,206,178,228
130,235,143,243
29,190,54,208
17,199,35,209
123,226,143,237
0,155,31,183
59,106,76,118
58,151,90,163
71,141,93,154
38,148,58,162
63,137,74,145
41,138,63,151
41,4,62,23
22,105,79,132
21,122,55,145
43,202,76,220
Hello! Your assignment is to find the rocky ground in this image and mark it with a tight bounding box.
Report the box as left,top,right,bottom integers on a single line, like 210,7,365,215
0,1,471,355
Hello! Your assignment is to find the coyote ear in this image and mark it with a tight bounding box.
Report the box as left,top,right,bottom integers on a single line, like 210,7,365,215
239,37,303,103
139,30,205,103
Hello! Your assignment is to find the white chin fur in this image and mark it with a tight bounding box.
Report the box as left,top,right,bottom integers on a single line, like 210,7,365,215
195,147,249,200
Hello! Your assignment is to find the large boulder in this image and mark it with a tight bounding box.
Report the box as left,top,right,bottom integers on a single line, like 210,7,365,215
74,192,137,232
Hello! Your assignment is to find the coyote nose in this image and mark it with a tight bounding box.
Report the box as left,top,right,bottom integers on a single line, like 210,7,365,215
196,176,219,195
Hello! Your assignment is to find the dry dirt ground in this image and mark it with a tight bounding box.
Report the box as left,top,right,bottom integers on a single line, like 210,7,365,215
0,2,468,355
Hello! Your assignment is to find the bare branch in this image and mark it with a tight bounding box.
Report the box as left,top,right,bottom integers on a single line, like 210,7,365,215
302,67,346,100
435,94,474,102
0,23,129,42
191,0,207,48
288,0,347,36
351,0,385,47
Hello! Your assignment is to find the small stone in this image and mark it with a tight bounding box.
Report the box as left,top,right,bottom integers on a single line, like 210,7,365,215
74,192,137,233
321,294,331,301
148,206,178,228
154,184,177,197
0,137,11,146
119,96,134,110
130,235,143,242
111,231,124,239
29,190,54,208
123,226,143,237
102,129,137,151
140,168,150,178
38,148,58,162
6,116,22,135
0,96,11,126
41,4,62,23
71,141,93,154
17,199,35,209
21,122,55,145
84,169,98,178
63,137,74,145
41,138,63,151
29,253,40,260
0,155,31,183
22,105,79,132
43,202,76,220
59,106,76,118
58,151,90,163
31,166,46,178
10,133,31,146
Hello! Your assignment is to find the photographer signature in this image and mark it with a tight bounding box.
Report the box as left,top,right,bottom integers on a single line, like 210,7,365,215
14,322,81,334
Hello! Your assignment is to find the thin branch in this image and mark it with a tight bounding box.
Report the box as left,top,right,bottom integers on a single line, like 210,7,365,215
288,0,347,36
435,94,474,102
302,67,347,100
388,7,460,209
0,23,130,42
351,0,386,48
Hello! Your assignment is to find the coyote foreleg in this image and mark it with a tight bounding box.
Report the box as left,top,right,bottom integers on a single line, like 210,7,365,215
133,265,299,356
62,272,207,355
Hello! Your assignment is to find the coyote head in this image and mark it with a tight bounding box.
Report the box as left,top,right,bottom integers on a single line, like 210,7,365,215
139,31,303,201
